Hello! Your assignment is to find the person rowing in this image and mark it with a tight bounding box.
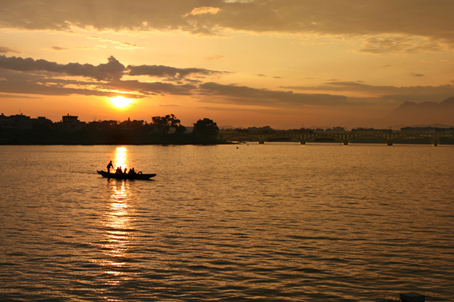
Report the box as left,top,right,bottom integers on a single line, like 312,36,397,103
107,160,113,173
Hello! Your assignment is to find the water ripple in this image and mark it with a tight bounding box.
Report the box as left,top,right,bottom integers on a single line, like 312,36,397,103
1,145,454,301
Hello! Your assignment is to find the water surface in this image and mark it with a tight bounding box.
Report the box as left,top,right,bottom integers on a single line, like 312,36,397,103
1,144,453,301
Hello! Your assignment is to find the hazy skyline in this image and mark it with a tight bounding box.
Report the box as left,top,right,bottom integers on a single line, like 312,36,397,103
1,0,454,128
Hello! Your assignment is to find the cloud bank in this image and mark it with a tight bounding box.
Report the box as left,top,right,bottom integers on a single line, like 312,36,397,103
1,0,453,44
0,55,125,81
1,55,454,109
127,65,228,81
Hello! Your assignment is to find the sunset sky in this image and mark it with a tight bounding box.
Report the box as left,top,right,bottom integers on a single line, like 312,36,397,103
1,0,454,129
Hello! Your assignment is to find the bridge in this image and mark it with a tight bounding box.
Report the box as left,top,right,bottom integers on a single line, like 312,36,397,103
218,131,454,146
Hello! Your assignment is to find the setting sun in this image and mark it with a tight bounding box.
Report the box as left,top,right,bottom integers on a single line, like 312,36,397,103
110,96,132,109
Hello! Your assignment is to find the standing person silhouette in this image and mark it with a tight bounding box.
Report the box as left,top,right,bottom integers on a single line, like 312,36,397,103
106,161,113,173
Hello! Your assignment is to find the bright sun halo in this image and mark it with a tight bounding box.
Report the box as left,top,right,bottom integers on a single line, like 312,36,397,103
110,96,132,108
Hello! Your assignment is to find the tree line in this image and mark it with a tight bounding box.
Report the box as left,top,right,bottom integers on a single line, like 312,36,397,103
0,114,221,145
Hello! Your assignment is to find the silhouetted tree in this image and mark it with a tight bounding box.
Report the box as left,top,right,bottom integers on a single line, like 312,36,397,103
120,118,145,128
192,118,219,144
149,114,189,143
0,113,227,145
174,124,187,135
151,114,183,135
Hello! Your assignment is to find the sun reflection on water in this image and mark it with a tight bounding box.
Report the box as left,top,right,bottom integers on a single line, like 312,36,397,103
113,146,129,172
101,180,131,271
100,147,135,283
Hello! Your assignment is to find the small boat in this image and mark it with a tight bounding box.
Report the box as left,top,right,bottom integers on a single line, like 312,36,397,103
97,170,156,180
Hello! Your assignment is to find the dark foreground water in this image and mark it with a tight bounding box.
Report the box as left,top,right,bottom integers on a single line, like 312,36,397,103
1,144,453,301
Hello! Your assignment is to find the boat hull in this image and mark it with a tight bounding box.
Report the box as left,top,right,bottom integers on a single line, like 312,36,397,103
97,170,156,180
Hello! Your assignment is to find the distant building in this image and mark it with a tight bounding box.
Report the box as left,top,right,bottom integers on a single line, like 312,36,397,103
326,126,345,132
0,113,53,129
58,114,86,130
32,116,53,126
0,113,32,129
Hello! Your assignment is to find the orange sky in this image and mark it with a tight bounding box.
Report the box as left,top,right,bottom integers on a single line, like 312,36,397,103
1,0,454,129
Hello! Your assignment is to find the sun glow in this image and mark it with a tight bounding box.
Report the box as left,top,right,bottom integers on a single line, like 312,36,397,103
110,96,133,108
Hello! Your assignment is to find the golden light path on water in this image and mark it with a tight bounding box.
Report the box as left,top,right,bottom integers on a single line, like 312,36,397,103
102,147,134,287
113,147,129,172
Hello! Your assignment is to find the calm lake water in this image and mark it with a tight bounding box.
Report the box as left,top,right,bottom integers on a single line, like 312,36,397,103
1,144,453,301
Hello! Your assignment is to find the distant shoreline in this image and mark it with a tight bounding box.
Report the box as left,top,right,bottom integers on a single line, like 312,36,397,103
1,140,453,146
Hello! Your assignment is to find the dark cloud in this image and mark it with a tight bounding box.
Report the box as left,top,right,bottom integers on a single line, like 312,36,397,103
184,78,203,84
0,55,235,100
0,55,125,81
0,68,123,97
1,1,453,44
0,67,195,97
1,53,452,110
127,64,228,81
105,80,196,96
0,93,37,99
0,75,113,97
282,81,454,104
358,36,445,54
0,46,20,54
0,0,204,31
198,82,350,107
0,55,228,84
285,81,454,95
52,46,69,51
96,56,126,78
